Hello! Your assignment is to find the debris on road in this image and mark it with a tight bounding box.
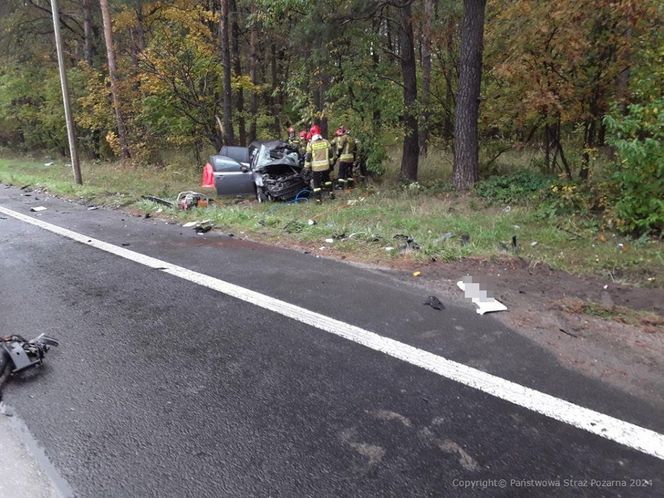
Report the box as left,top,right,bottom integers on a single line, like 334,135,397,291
531,241,539,247
30,206,47,212
1,334,59,396
384,246,395,252
559,328,578,338
325,238,335,244
194,220,213,234
456,276,507,315
87,206,98,211
182,221,198,228
423,295,444,310
413,271,422,277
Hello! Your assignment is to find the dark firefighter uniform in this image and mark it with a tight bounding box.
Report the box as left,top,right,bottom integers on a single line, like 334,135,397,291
305,135,333,203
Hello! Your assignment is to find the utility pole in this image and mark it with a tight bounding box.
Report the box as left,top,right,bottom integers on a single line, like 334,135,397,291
50,0,83,185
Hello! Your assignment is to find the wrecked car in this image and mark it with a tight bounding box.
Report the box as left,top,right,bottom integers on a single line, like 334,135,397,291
202,141,308,202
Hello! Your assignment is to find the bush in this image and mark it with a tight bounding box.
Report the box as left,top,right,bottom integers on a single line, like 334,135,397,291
603,98,664,236
474,170,554,205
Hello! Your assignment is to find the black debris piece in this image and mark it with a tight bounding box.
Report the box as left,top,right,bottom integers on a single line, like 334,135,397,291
144,212,151,219
121,243,131,247
423,295,445,311
394,234,420,251
559,328,578,338
460,233,470,246
142,195,175,208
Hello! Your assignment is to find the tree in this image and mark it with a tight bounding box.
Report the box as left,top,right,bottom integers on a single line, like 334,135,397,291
419,0,435,155
99,0,131,158
219,0,234,145
398,1,419,181
453,0,486,190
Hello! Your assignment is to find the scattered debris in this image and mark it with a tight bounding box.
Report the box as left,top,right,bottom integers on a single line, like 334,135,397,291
413,271,422,277
307,219,317,226
457,277,507,315
423,296,444,311
434,232,455,244
30,206,47,212
512,235,519,254
177,191,209,210
502,205,511,213
460,234,470,246
87,206,98,211
324,238,335,244
530,241,539,247
394,234,420,251
1,334,59,378
142,195,175,208
194,220,213,233
121,243,130,247
384,246,395,252
44,161,55,167
144,212,151,219
559,328,578,338
19,184,31,190
182,219,213,233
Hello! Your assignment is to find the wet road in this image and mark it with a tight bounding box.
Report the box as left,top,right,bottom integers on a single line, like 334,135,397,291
0,186,662,497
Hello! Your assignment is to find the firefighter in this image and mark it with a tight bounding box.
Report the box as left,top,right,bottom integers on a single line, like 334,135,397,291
298,130,308,157
304,133,333,203
286,127,297,146
333,126,356,189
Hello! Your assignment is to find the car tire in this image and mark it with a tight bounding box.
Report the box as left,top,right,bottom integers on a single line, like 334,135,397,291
256,188,268,203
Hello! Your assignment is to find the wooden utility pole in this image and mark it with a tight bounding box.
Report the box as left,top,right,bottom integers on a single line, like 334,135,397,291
50,0,83,184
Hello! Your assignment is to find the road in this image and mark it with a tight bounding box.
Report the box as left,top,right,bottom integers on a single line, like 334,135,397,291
0,185,662,497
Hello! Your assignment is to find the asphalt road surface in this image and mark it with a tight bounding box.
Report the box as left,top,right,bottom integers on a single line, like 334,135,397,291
1,186,662,497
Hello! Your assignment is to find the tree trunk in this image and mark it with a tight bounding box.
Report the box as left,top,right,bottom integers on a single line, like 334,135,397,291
398,2,419,181
219,0,234,145
99,0,130,158
82,0,93,65
230,0,246,146
248,6,258,143
270,43,281,137
419,0,435,155
453,0,486,190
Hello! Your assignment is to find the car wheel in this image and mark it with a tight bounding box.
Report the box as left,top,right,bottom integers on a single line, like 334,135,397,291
256,188,268,203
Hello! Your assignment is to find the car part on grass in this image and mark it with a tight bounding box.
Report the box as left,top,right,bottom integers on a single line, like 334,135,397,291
177,191,209,210
394,234,420,251
142,195,175,208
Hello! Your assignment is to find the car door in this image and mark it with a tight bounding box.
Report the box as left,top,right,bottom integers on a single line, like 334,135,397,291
209,155,255,195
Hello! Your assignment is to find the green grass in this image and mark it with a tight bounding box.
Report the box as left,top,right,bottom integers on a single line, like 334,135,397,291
1,155,662,287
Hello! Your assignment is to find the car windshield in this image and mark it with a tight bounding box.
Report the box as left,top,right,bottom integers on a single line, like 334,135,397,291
255,144,298,169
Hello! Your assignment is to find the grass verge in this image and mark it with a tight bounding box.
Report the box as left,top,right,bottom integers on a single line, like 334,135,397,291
1,156,662,287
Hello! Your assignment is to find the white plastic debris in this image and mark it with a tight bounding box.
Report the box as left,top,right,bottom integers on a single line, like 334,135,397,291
182,221,198,228
530,241,538,247
324,238,334,244
307,219,316,226
384,246,395,251
457,280,507,315
30,206,47,212
44,161,54,167
87,206,98,211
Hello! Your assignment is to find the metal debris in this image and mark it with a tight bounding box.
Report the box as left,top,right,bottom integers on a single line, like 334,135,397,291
456,277,507,315
30,206,47,212
423,296,444,311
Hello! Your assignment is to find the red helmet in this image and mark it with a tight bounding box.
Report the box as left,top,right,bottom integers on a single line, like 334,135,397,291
305,132,312,141
299,131,307,139
309,124,321,135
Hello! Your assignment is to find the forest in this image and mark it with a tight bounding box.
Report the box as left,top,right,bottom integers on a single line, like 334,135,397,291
0,0,662,235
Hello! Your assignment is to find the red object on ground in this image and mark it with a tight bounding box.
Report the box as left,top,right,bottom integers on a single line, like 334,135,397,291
201,162,215,188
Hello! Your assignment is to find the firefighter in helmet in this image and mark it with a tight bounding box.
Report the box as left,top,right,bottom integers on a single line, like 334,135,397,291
332,126,356,189
304,132,333,203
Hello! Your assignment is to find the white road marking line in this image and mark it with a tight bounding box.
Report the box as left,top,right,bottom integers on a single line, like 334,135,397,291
2,204,663,461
